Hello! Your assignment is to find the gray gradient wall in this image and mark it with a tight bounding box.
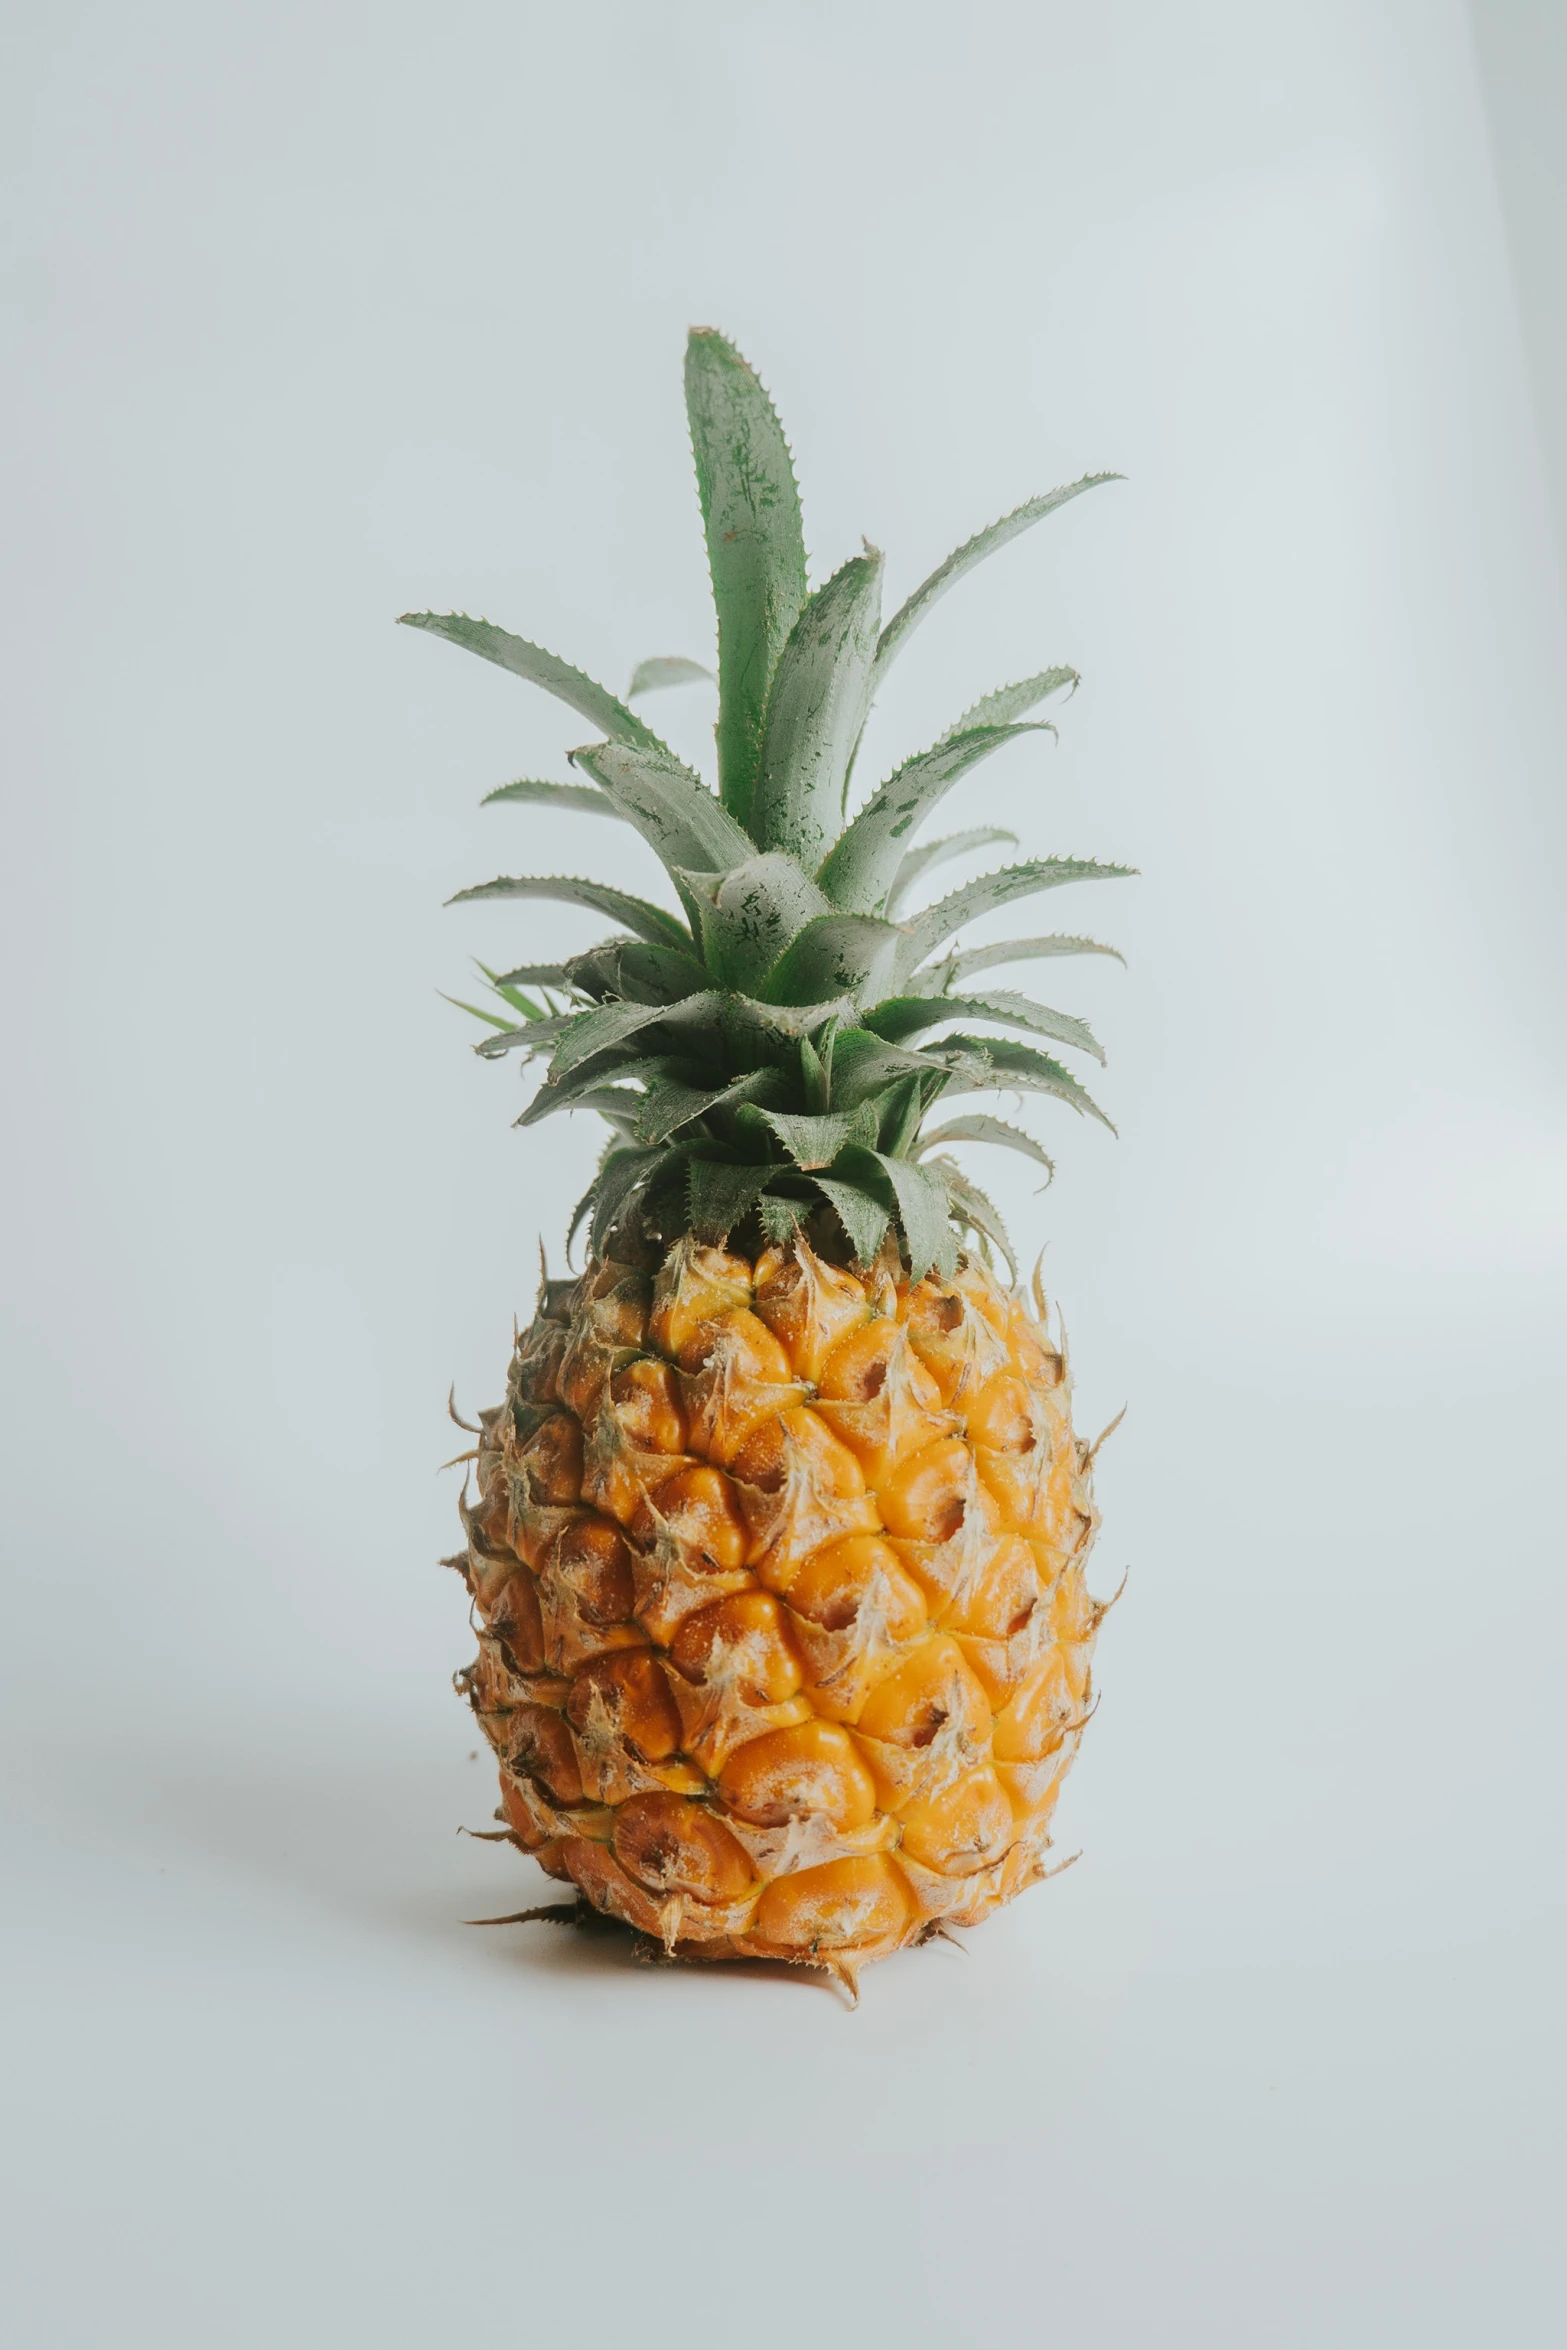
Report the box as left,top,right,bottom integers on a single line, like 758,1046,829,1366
1471,0,1567,567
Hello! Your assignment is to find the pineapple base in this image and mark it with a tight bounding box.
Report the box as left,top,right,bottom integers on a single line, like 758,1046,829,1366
454,1233,1107,1995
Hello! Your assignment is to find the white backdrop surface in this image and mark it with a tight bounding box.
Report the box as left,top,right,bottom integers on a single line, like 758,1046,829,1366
2,3,1565,2344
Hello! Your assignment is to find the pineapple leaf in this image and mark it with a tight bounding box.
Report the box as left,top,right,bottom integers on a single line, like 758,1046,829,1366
446,874,692,953
919,1113,1056,1182
719,991,860,1065
549,990,725,1079
818,722,1049,914
878,1151,959,1282
565,939,709,1004
866,989,1105,1063
874,1072,928,1157
685,329,809,827
759,912,903,1009
758,1104,876,1170
679,853,833,993
834,1145,955,1281
798,1028,830,1114
589,1144,682,1255
896,858,1136,979
546,1085,644,1140
872,477,1121,687
885,828,1019,917
943,932,1128,982
934,1033,1117,1131
472,1014,570,1059
480,777,621,818
686,1155,779,1243
567,740,754,879
934,667,1079,742
756,1191,805,1246
826,1027,956,1111
399,614,660,750
627,655,713,698
637,1068,783,1147
442,993,519,1033
545,998,676,1078
810,1171,890,1267
474,961,552,1018
518,1053,687,1128
931,1160,1017,1277
490,961,573,990
751,550,884,868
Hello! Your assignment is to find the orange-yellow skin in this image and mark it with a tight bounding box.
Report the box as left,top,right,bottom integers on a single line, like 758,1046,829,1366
457,1235,1106,1989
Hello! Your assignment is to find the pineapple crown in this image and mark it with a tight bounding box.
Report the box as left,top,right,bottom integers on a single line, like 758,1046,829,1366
402,328,1130,1279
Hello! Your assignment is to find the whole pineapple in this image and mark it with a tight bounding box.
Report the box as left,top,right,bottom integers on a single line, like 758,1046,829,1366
407,330,1129,1993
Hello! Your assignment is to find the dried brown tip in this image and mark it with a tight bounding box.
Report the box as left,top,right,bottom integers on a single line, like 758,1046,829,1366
448,1384,481,1435
463,1901,584,1928
1082,1405,1127,1467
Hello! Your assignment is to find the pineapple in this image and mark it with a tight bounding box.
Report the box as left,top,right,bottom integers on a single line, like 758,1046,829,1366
406,329,1129,1993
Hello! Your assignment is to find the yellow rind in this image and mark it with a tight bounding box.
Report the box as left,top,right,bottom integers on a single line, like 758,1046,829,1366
457,1235,1104,1981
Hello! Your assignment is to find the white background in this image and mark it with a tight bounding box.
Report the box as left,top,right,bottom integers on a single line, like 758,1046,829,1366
3,3,1565,2343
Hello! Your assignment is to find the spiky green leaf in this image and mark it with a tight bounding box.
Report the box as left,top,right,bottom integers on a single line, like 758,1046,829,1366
896,858,1135,978
811,1172,890,1266
934,667,1078,744
544,1085,644,1139
935,1033,1117,1130
564,939,709,1004
680,853,832,993
550,990,726,1079
874,1073,927,1157
490,961,574,990
517,1053,687,1128
444,993,518,1033
919,1113,1056,1182
447,874,692,953
685,329,809,826
866,989,1105,1063
568,740,754,879
757,1192,805,1246
589,1144,682,1255
833,1145,955,1282
798,1029,831,1114
719,992,859,1065
932,1161,1017,1277
760,913,903,1009
936,932,1128,985
399,614,659,750
758,1105,873,1170
872,478,1120,686
885,828,1019,917
818,723,1048,914
480,778,621,818
472,1011,572,1058
686,1155,778,1243
751,551,883,867
636,1068,783,1147
826,1027,955,1111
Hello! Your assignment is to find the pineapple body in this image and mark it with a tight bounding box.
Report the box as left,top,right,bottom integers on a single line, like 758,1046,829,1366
459,1233,1103,1988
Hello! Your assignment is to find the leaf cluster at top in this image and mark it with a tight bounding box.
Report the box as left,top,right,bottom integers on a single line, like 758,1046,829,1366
403,329,1131,1275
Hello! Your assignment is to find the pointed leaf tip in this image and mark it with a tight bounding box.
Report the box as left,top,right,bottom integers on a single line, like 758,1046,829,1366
685,330,808,828
400,612,662,752
751,550,883,869
874,477,1122,686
